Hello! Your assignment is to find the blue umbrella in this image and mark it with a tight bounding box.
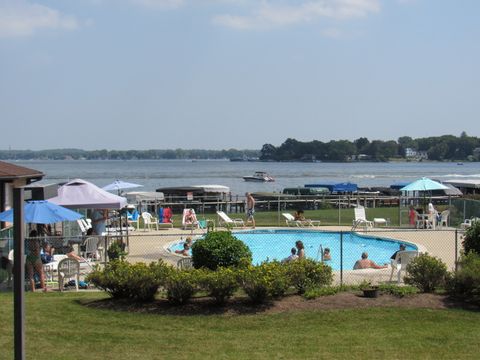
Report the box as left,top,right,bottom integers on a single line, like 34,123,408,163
400,177,449,192
0,200,83,224
102,180,143,193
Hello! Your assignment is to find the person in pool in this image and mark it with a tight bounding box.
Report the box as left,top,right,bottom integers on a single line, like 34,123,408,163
295,240,305,259
175,243,190,257
323,248,331,261
353,252,387,270
282,248,299,263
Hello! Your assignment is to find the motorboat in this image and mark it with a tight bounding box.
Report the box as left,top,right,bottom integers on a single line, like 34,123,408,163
242,171,275,182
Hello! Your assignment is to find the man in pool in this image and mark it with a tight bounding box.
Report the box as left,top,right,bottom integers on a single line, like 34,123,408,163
353,252,387,270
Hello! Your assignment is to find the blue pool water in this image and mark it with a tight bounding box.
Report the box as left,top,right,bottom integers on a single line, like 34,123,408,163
169,230,417,270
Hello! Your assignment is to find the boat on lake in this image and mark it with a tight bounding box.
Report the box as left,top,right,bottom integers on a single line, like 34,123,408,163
242,171,275,182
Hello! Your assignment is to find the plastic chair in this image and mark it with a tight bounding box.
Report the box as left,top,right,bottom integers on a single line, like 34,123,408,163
141,212,158,231
389,251,419,284
58,258,80,291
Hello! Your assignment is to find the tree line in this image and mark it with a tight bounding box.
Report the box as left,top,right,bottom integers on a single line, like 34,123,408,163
1,133,479,162
260,132,480,162
0,148,260,161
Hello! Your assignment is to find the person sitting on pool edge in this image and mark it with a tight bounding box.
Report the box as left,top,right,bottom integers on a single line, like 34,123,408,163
353,252,387,270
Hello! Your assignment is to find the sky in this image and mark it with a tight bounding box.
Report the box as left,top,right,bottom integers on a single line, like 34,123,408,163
1,0,479,151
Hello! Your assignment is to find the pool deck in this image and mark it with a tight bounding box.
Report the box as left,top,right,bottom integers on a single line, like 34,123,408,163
125,225,461,286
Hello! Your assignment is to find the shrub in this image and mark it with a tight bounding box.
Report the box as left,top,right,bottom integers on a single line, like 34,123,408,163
164,269,200,305
238,266,270,304
377,284,419,297
200,267,239,304
447,252,480,305
285,259,333,294
462,221,480,254
191,231,252,270
107,241,127,261
404,254,449,293
87,260,171,301
303,286,340,300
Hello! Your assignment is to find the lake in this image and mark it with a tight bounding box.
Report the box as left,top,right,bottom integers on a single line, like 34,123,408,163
13,159,480,196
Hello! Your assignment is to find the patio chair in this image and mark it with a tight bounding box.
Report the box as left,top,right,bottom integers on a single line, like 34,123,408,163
438,210,450,228
352,206,374,230
177,257,193,270
81,236,103,260
141,212,158,231
389,250,419,284
216,211,244,228
58,258,80,291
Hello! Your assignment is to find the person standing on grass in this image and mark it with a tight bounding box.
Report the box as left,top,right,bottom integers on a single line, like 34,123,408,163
245,192,256,229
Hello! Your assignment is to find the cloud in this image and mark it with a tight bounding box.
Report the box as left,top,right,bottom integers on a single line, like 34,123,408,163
0,0,79,38
129,0,185,9
213,0,381,30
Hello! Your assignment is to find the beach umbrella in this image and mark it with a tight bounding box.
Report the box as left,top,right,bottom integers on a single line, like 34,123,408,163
0,200,83,224
400,178,449,192
102,180,143,194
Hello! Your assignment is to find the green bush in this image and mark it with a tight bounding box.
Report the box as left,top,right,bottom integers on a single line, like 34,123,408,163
87,260,171,301
285,259,333,294
199,267,239,304
107,241,127,261
164,269,200,305
238,266,270,304
404,254,449,293
447,252,480,305
377,284,419,297
303,286,340,300
463,221,480,254
191,231,252,270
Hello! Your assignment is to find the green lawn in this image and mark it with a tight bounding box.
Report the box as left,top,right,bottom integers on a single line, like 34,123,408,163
1,292,479,359
194,207,403,228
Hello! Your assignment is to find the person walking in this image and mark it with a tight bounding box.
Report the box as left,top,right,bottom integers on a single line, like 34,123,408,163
245,192,256,229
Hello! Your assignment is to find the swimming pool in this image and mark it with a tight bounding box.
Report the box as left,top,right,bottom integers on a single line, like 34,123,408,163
168,229,417,271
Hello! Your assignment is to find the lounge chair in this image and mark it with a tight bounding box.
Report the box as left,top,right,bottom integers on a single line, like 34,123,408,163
389,250,419,284
182,209,199,230
460,217,480,230
216,211,245,228
352,206,374,230
282,213,320,227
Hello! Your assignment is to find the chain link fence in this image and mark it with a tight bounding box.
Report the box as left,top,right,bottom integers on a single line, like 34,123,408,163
0,213,473,292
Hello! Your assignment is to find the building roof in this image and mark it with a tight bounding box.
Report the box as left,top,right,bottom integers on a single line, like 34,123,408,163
0,161,44,181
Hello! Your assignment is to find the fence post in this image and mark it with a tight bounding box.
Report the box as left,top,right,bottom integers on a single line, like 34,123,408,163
455,229,458,272
340,231,344,286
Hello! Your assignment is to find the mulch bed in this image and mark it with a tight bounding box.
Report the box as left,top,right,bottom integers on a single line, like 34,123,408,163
82,291,478,316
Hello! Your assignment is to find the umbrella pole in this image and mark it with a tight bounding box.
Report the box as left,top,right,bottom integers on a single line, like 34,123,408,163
13,188,26,360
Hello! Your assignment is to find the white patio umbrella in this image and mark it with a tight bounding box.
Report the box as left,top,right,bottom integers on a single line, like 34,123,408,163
102,180,143,194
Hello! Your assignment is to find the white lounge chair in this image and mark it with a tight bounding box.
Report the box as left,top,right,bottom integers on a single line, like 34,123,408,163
182,209,199,230
282,213,320,227
460,217,479,230
352,206,374,230
216,211,244,228
389,250,419,284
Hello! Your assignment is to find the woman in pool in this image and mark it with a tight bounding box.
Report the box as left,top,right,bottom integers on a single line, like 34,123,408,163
295,240,305,259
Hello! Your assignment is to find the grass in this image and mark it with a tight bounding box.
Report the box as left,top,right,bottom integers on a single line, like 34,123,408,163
1,292,480,359
177,207,403,228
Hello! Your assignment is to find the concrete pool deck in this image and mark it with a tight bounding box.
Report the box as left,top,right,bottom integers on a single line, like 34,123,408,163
124,226,462,285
